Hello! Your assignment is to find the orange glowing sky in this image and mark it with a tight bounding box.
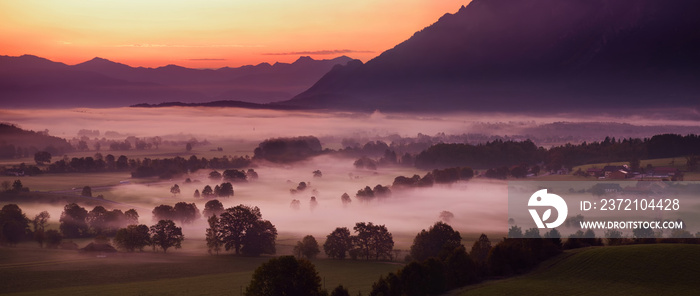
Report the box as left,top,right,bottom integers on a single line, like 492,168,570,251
0,0,467,68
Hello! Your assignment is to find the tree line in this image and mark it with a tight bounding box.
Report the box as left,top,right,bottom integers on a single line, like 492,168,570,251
414,134,700,172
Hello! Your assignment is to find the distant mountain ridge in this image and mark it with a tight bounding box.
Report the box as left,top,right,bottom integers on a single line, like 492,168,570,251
0,55,354,107
280,0,700,111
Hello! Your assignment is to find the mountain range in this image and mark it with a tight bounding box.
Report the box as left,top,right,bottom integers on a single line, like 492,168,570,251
0,55,353,107
280,0,700,112
3,0,700,112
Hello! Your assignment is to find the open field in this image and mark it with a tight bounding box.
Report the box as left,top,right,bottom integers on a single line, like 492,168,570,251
0,242,402,296
451,244,700,296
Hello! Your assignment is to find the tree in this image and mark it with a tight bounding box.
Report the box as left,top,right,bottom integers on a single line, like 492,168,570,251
125,209,139,225
354,222,394,260
324,227,352,259
34,151,51,165
193,189,200,198
60,203,88,238
524,227,541,238
81,186,92,197
0,204,30,245
12,180,24,192
410,222,462,262
294,235,320,259
245,256,325,296
341,193,351,207
150,220,184,253
508,225,523,238
309,196,318,211
223,169,247,182
202,185,214,198
206,215,223,255
313,170,323,178
203,200,225,218
217,182,234,197
32,211,50,247
152,205,175,221
173,202,200,224
241,220,278,256
470,233,492,265
439,211,454,223
218,205,276,256
185,142,192,152
170,184,180,197
114,224,151,252
209,170,222,180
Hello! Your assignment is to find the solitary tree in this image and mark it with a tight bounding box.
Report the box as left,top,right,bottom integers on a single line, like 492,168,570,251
202,185,214,197
81,186,92,197
294,235,320,259
245,256,325,296
114,224,151,252
150,220,184,253
324,227,352,259
170,184,180,197
193,189,200,198
217,182,234,197
341,193,351,207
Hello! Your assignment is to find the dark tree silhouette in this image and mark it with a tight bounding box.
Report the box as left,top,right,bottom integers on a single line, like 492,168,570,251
152,205,175,222
410,222,462,262
341,193,351,207
125,209,139,225
0,204,30,245
60,203,88,238
206,215,222,255
324,227,352,259
294,235,320,259
218,205,276,256
245,256,325,296
203,199,225,217
353,222,394,260
202,185,214,198
34,151,51,165
81,186,92,197
32,211,50,247
217,182,234,197
173,202,200,224
45,229,62,248
150,220,184,253
114,224,151,252
170,184,180,197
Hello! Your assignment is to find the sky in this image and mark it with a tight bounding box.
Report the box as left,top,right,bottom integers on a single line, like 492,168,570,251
0,0,467,68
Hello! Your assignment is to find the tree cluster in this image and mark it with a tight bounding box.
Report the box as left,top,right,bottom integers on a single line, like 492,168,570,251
355,185,391,201
113,220,184,253
152,203,200,224
253,136,323,163
206,204,277,256
59,203,139,238
323,222,394,260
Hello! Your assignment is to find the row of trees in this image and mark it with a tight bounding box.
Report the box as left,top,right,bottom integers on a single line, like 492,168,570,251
152,203,200,224
60,203,139,238
113,220,185,253
323,222,395,260
193,182,234,198
414,134,700,173
32,153,252,179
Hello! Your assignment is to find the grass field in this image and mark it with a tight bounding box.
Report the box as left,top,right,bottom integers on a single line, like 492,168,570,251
451,244,700,296
0,243,402,296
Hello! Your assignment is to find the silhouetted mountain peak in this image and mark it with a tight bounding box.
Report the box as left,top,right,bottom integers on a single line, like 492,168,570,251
282,0,700,112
